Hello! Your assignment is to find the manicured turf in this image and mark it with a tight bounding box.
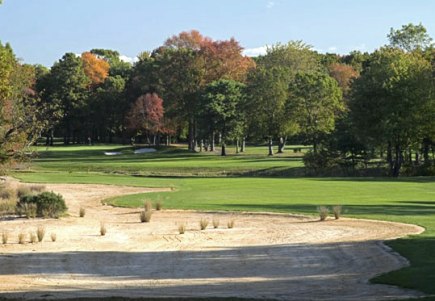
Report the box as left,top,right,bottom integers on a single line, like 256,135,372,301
12,144,435,297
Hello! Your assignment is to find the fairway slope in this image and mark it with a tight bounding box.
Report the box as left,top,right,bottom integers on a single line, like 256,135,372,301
0,182,425,300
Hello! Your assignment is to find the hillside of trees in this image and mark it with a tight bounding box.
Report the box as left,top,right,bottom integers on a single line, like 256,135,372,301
1,23,434,177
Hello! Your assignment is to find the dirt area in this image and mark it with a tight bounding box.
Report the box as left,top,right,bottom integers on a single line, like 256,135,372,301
0,179,425,300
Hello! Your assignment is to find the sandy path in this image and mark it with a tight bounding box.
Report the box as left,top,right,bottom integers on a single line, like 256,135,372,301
0,180,425,300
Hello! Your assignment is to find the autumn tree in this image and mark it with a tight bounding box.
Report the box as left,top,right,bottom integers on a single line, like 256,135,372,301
90,49,132,78
328,63,359,99
127,93,165,145
81,52,110,86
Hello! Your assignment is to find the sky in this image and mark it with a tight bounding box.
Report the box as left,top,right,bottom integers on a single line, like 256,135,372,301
0,0,434,66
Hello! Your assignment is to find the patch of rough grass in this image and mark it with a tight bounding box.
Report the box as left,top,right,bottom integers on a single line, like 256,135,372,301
140,210,152,223
227,219,235,229
199,218,209,230
2,232,8,244
333,205,342,220
16,185,32,198
29,184,46,193
144,200,152,212
17,203,37,218
100,222,107,236
29,232,37,244
318,206,329,221
79,207,86,217
37,226,45,242
50,233,57,242
0,198,16,216
212,218,220,229
178,223,186,234
0,187,15,200
18,233,25,244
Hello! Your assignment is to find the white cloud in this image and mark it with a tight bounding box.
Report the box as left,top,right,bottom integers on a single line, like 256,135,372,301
243,46,268,57
327,46,338,52
353,43,367,51
267,1,275,8
119,55,139,64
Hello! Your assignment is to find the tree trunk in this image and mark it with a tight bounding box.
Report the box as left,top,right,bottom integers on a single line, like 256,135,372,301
236,139,239,154
387,141,393,170
391,144,402,177
268,137,273,156
188,118,195,151
278,137,286,153
221,142,226,156
422,138,430,164
415,152,419,165
210,132,215,152
240,137,245,152
200,139,204,152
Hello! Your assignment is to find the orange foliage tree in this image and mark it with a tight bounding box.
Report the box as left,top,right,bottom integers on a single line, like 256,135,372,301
81,52,109,86
328,63,359,98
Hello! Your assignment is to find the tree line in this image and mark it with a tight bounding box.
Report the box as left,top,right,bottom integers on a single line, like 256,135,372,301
0,23,434,176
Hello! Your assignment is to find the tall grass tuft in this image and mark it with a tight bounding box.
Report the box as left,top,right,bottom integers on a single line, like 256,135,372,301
0,198,16,216
50,233,57,242
139,210,152,222
333,205,342,220
18,233,25,244
29,232,37,244
37,226,45,242
0,187,15,200
79,207,86,217
100,222,107,236
155,200,162,211
16,185,32,198
17,203,37,218
212,218,220,229
2,232,8,244
144,200,152,212
318,206,329,221
199,218,209,230
178,223,186,234
227,219,235,229
29,185,46,193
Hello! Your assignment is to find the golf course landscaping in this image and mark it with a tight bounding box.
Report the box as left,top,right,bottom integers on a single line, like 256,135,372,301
0,144,433,300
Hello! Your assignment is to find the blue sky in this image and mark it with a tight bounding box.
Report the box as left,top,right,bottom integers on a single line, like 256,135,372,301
0,0,434,66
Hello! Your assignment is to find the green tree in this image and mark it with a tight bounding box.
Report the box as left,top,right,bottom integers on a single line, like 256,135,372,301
288,71,344,153
43,53,90,144
201,80,245,156
90,49,132,78
388,23,433,52
350,47,433,176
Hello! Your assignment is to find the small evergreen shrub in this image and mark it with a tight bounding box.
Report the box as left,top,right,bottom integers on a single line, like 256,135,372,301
18,191,67,218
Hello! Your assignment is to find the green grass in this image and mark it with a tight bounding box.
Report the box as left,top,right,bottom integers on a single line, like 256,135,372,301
11,144,435,297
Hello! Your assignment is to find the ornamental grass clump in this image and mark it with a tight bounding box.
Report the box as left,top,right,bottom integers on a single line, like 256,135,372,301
29,232,37,244
199,218,209,230
227,219,235,229
318,206,329,221
155,201,162,211
37,226,45,242
333,205,342,220
144,201,152,212
140,210,152,223
178,223,186,234
18,233,25,244
50,233,57,242
79,207,86,217
2,232,8,244
100,222,107,236
212,218,220,229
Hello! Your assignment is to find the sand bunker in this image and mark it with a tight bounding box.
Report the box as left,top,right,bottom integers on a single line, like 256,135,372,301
0,181,425,300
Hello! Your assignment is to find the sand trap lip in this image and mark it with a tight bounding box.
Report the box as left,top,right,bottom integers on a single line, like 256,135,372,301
0,181,425,300
134,148,156,154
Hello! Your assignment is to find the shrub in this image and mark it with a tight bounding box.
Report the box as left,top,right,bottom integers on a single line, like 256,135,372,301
2,232,8,244
199,218,209,230
79,207,86,218
50,233,57,242
155,201,162,211
227,219,235,229
333,205,342,220
178,223,186,234
100,222,106,236
16,203,37,218
144,200,152,212
37,226,45,242
18,233,25,244
19,191,67,218
318,206,329,221
212,218,220,229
